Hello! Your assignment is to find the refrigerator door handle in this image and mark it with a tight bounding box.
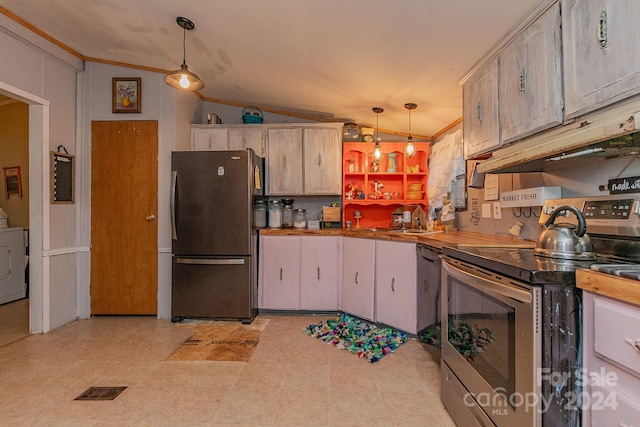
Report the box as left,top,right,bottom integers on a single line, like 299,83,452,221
176,258,246,265
171,171,177,240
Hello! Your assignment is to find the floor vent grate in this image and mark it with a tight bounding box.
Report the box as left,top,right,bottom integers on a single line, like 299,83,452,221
74,386,127,401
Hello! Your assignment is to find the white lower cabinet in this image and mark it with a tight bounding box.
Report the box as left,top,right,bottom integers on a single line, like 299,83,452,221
259,235,340,311
260,235,424,334
583,291,640,426
259,236,300,310
299,236,340,310
341,237,375,321
375,240,418,334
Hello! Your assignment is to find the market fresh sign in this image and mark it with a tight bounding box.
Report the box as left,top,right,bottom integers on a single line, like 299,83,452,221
500,186,563,208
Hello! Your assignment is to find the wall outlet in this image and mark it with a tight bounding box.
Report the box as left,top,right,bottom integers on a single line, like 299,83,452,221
482,203,492,218
493,202,502,219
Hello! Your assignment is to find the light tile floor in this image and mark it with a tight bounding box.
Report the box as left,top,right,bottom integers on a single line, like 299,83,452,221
0,314,457,426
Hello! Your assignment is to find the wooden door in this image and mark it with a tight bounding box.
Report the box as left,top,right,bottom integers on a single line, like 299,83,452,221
91,120,158,314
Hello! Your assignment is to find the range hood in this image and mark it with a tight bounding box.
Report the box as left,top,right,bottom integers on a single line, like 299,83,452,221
476,98,640,174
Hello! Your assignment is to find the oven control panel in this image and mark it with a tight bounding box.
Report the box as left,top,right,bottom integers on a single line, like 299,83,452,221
583,199,635,220
540,195,640,237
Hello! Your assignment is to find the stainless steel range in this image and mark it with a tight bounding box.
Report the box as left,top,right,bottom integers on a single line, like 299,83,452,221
440,195,640,427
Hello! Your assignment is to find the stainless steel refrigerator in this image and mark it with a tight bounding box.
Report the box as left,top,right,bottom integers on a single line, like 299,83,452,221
171,149,263,323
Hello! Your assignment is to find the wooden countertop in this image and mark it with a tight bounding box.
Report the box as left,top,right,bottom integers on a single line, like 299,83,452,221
576,269,640,306
258,227,534,251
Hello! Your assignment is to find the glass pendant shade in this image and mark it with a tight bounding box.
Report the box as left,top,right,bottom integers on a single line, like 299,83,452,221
404,103,417,158
405,136,416,158
165,17,204,91
373,142,382,160
372,107,384,161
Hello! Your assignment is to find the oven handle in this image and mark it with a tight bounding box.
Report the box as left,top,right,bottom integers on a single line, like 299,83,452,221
443,259,532,305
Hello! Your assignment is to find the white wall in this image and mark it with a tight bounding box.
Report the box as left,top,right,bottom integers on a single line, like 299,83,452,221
0,13,84,332
82,62,201,319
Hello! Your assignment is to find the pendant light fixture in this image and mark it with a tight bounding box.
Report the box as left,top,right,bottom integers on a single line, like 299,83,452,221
164,17,204,91
404,103,417,158
372,107,384,161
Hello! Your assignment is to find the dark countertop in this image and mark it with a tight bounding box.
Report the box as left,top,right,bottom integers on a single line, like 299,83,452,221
258,227,535,251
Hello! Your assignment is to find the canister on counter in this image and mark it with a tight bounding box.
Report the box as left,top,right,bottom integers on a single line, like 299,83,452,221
294,208,307,229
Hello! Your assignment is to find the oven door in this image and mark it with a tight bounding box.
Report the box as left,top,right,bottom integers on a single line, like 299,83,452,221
441,257,542,427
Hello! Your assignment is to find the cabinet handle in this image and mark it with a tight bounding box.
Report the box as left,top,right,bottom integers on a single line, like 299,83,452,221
317,153,322,167
280,267,283,281
391,278,395,292
597,6,609,53
625,338,640,353
355,271,359,285
518,68,527,95
317,267,320,281
476,100,483,123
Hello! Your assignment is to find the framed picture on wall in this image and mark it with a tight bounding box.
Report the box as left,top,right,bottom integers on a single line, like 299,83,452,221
3,166,22,198
452,173,467,210
112,77,141,113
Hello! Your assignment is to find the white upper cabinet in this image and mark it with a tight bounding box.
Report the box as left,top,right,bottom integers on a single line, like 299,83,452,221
500,3,562,143
266,124,343,196
190,127,228,150
563,0,640,119
303,127,342,195
228,128,267,157
463,58,500,159
267,128,304,195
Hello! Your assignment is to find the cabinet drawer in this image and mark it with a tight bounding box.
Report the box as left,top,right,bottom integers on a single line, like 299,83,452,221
590,382,640,427
594,298,640,378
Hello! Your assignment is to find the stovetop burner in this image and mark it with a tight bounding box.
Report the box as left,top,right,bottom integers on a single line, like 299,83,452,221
445,195,640,285
591,263,640,280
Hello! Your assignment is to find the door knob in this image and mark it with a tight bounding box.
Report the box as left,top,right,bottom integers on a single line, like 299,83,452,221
146,214,157,221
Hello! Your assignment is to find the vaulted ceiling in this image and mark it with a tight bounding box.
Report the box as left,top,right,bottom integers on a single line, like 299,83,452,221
0,0,542,138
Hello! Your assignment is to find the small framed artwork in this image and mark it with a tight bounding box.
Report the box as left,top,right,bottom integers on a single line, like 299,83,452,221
3,166,22,198
452,173,468,211
112,77,141,113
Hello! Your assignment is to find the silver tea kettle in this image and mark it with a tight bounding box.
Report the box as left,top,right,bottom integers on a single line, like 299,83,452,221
534,205,596,260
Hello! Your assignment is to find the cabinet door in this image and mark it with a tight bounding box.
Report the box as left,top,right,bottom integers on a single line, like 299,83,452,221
500,3,562,143
463,58,500,159
341,237,375,321
190,127,228,150
303,128,342,194
266,128,303,195
375,240,417,333
299,236,340,310
229,128,267,158
563,0,640,118
259,236,300,309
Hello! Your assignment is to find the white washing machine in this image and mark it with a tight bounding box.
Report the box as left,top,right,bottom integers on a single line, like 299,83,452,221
0,227,26,305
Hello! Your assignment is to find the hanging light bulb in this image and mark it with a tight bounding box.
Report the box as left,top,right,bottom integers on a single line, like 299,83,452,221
404,103,417,158
165,17,204,91
372,107,384,161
